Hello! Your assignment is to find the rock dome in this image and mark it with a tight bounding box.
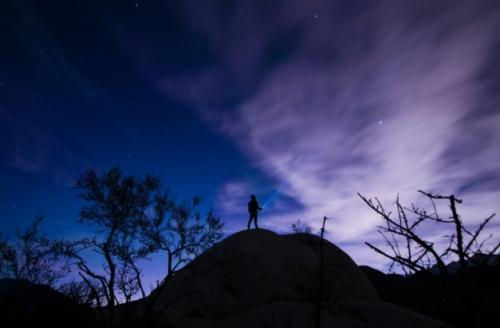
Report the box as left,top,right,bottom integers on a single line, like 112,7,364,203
134,229,447,327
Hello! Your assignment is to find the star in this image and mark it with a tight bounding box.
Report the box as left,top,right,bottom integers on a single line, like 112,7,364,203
378,120,384,125
314,14,320,19
12,204,17,209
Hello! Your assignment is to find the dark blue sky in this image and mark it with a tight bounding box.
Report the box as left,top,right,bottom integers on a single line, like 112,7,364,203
0,0,274,237
1,0,500,272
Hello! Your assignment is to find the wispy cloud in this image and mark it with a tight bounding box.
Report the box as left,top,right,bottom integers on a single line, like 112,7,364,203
215,180,252,220
153,1,500,268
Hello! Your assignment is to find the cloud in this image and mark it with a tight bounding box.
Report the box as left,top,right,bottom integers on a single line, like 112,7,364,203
154,1,500,268
215,181,252,218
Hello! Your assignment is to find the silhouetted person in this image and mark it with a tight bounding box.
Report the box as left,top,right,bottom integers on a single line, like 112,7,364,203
247,194,262,229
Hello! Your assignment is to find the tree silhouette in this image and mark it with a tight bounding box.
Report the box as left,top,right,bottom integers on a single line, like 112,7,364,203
52,167,224,326
291,219,313,234
136,194,224,326
53,168,165,325
0,215,69,287
359,190,499,276
315,216,328,328
359,190,500,327
58,279,98,307
139,194,224,276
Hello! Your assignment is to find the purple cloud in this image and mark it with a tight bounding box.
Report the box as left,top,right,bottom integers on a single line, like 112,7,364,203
152,1,500,268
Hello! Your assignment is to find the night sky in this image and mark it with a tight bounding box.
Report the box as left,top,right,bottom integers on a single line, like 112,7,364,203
2,0,500,280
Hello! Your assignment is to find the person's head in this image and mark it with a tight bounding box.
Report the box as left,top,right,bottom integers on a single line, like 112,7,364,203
251,194,256,200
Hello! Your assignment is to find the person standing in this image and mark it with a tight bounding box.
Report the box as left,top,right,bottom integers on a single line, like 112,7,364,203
247,194,262,229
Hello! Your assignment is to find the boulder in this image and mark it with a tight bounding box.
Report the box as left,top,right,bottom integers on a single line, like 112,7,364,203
133,229,449,327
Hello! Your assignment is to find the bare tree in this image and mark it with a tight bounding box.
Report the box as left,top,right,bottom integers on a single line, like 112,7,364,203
52,167,224,327
0,215,69,287
358,190,499,277
291,219,313,234
140,195,224,277
115,237,147,300
359,190,500,327
136,195,223,327
53,168,165,325
315,216,328,328
58,279,99,307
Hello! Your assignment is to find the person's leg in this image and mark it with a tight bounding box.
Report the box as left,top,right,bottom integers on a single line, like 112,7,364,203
247,215,252,230
255,213,259,229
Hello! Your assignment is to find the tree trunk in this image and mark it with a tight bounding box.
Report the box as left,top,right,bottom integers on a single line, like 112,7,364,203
315,217,328,328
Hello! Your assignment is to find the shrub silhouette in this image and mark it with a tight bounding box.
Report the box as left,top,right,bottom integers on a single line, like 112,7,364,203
0,215,69,287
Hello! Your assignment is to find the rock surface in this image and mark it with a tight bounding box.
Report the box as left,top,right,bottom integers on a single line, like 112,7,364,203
134,229,448,327
0,278,91,328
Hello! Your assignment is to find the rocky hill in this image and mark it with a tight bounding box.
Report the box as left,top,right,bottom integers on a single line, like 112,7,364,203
0,278,91,328
2,229,455,327
124,229,448,327
361,262,500,328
